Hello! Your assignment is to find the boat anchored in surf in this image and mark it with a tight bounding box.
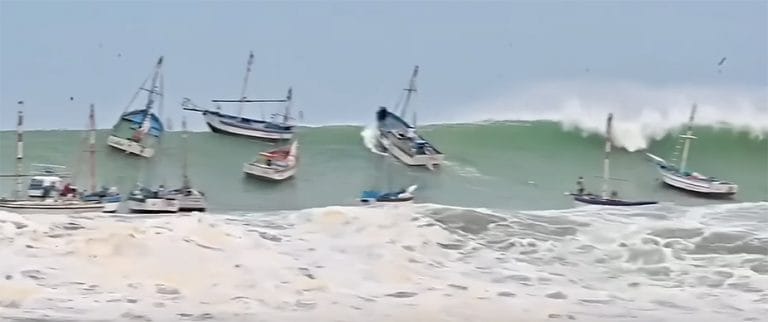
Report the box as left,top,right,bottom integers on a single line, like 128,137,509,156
568,113,658,207
0,103,121,213
107,56,166,158
375,66,444,169
646,104,738,197
164,117,207,212
126,185,180,213
182,51,295,140
243,140,299,181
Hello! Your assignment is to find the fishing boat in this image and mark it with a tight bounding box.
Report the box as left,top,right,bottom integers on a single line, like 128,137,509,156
165,117,207,212
126,185,179,213
182,51,294,140
568,113,658,206
106,56,165,158
243,140,299,181
376,66,444,169
360,185,418,204
646,104,738,196
74,104,123,212
0,104,119,213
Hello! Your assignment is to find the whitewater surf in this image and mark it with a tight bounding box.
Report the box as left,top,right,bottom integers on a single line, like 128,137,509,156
1,202,766,321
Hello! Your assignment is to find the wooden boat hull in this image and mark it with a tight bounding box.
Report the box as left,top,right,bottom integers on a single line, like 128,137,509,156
379,135,444,166
571,194,658,206
204,112,293,140
0,199,109,214
243,163,297,181
107,135,155,158
360,197,414,204
658,168,737,197
126,198,179,213
166,189,207,212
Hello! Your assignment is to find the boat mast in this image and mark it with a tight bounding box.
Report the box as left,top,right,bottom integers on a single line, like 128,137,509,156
601,113,613,199
283,87,293,124
399,65,419,118
679,104,697,173
144,56,163,113
88,104,97,192
15,102,24,199
138,56,164,130
181,117,190,188
238,51,255,117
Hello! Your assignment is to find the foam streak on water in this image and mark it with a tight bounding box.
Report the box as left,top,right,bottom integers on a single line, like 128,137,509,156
1,202,766,322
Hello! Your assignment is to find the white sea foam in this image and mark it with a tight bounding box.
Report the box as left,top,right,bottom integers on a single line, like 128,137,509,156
360,124,389,156
448,80,768,151
0,202,766,321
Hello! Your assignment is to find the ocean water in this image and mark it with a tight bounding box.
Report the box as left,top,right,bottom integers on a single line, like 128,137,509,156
0,121,767,321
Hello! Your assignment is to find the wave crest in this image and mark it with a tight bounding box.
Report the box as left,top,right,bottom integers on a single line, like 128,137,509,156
451,80,768,151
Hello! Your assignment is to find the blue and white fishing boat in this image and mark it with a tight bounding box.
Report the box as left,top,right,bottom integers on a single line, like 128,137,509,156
182,51,295,140
569,113,658,207
646,104,738,197
360,185,417,204
107,56,165,158
359,152,418,204
376,66,444,169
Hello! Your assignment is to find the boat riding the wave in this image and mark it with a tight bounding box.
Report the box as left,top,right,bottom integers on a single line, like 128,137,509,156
126,185,179,213
376,66,444,168
646,104,738,197
0,104,121,213
107,56,165,158
243,140,299,181
182,51,295,140
569,113,658,207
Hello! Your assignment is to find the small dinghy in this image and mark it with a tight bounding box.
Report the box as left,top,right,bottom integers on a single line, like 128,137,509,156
569,113,658,207
569,193,658,206
243,140,299,181
360,185,417,204
359,150,418,204
646,104,738,197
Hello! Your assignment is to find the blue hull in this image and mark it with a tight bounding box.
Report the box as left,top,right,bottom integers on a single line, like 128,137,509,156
572,194,657,206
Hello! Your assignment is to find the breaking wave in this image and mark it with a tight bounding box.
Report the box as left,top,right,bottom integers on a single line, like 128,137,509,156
442,81,768,151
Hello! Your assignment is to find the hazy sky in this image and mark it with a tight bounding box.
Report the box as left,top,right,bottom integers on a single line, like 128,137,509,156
1,1,766,131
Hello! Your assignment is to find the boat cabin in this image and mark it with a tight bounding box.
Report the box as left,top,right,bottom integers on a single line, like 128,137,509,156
259,149,291,168
27,176,63,198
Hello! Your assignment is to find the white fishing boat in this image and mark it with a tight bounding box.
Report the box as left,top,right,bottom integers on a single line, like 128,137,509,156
646,104,738,197
243,140,298,181
182,51,295,140
568,113,658,207
376,66,444,168
107,56,166,158
126,186,179,213
0,103,120,213
165,117,207,212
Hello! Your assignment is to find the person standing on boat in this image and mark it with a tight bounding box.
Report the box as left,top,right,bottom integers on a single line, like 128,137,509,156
576,176,585,195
